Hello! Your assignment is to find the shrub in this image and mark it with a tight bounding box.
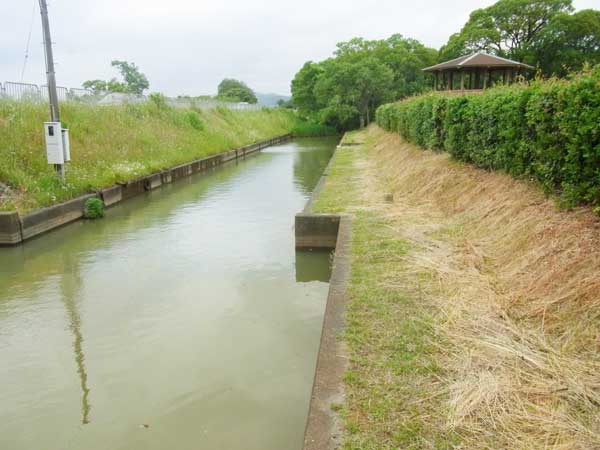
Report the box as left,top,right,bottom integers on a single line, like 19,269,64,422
376,67,600,208
291,120,337,137
185,111,205,131
83,197,105,219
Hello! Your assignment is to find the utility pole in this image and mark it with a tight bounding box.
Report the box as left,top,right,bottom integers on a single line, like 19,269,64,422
39,0,64,178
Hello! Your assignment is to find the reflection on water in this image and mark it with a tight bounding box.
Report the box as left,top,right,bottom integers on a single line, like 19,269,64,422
60,255,91,424
293,138,337,195
295,250,333,283
0,137,337,450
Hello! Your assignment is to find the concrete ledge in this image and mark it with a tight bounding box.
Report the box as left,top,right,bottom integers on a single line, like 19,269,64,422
222,150,238,162
170,163,192,181
21,194,97,241
303,215,351,450
100,185,122,207
144,173,162,190
118,178,146,200
295,214,341,249
0,211,23,245
160,170,172,185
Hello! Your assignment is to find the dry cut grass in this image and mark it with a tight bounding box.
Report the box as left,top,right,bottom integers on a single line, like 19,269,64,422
314,125,600,449
366,125,600,449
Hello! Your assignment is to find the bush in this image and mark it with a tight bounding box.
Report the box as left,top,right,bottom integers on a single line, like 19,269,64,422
185,111,205,131
376,67,600,208
291,120,337,137
83,197,105,219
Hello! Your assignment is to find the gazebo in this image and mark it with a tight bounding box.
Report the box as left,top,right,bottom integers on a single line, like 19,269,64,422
423,52,534,91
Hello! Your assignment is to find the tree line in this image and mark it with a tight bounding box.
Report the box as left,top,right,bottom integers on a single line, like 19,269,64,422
83,63,259,104
291,0,600,131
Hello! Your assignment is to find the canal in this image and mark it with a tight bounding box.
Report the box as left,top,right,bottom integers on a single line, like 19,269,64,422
0,137,338,450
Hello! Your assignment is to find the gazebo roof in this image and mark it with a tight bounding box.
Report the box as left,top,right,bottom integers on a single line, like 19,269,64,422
423,52,534,72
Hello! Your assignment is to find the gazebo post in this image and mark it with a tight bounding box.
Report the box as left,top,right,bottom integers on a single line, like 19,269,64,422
460,70,465,91
449,71,454,91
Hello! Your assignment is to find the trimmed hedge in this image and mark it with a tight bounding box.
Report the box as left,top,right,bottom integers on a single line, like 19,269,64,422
376,67,600,208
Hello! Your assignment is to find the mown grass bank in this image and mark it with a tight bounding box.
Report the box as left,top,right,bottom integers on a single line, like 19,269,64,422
0,101,301,213
313,126,600,449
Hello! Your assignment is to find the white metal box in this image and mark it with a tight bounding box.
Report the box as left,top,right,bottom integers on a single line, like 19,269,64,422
61,128,70,162
44,122,64,165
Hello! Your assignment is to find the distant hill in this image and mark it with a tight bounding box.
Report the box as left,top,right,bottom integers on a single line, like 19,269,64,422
256,93,291,107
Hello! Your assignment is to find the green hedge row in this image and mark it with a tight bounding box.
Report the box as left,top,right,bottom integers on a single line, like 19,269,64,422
376,67,600,208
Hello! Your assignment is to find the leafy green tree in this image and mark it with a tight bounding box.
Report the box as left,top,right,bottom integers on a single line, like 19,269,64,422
217,79,258,104
276,98,294,109
291,62,323,116
333,35,437,98
110,60,149,95
83,60,149,94
291,34,435,130
533,9,600,76
439,0,572,62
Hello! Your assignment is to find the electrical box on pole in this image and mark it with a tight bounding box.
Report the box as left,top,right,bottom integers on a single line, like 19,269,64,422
44,122,64,164
39,0,67,178
43,123,70,164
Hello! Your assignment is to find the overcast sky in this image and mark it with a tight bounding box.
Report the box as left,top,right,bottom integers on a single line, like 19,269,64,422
1,0,597,96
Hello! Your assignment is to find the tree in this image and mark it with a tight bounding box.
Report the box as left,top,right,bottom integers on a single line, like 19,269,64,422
82,60,149,94
344,58,394,127
439,0,573,64
276,98,294,109
110,60,149,95
291,34,435,130
291,62,323,116
217,79,258,104
533,9,600,76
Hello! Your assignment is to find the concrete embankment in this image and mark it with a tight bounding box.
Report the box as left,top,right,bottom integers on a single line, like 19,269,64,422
296,139,352,450
0,134,291,246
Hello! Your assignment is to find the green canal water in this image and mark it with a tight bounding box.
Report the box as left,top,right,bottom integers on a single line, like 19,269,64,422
0,137,338,450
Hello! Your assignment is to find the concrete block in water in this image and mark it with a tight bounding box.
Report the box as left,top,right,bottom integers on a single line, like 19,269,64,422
100,185,122,207
222,150,237,162
161,170,173,185
21,194,96,240
0,211,22,245
295,214,340,249
144,173,162,190
170,163,192,181
119,178,146,200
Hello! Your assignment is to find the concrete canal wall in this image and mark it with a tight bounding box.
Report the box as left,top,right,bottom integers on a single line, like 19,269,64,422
296,141,352,450
0,134,291,246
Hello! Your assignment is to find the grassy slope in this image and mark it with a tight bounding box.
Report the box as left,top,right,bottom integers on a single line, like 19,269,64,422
313,126,600,449
0,100,296,212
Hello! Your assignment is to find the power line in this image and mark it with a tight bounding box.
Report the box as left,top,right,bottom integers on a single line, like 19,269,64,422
20,0,37,82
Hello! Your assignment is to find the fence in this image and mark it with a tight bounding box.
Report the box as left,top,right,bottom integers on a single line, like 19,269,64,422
0,81,263,111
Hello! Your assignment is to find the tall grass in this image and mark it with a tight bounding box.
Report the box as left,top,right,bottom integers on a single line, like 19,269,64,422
0,100,297,212
290,120,337,137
